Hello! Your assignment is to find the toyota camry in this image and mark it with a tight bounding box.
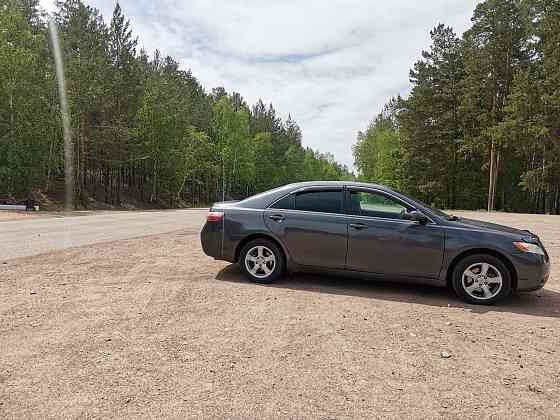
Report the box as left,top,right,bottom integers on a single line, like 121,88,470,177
201,181,550,305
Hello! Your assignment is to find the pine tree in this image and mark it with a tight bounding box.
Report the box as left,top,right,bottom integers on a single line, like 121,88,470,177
109,2,139,120
0,3,58,196
55,0,112,204
398,25,465,207
461,0,528,211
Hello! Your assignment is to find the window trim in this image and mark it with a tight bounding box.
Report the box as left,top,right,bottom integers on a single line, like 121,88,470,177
267,188,344,215
266,186,435,224
269,193,295,210
267,193,291,209
294,188,343,215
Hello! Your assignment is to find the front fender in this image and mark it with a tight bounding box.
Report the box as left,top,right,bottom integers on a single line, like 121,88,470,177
439,228,519,283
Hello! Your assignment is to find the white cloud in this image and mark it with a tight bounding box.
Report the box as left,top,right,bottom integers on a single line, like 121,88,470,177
40,0,480,169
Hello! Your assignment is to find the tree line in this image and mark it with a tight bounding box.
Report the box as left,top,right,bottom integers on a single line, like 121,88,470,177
0,0,351,208
353,0,560,214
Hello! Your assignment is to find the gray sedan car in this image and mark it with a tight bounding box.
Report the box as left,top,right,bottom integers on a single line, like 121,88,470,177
201,181,550,305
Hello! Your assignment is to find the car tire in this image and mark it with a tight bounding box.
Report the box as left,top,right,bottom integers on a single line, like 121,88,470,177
239,239,285,284
451,254,512,305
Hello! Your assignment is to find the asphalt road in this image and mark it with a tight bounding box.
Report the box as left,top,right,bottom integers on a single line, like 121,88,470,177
0,210,208,261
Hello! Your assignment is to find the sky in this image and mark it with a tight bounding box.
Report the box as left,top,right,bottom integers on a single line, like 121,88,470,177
40,0,480,170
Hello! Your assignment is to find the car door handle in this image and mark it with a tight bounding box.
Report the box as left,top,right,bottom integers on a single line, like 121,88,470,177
269,214,285,222
350,223,368,230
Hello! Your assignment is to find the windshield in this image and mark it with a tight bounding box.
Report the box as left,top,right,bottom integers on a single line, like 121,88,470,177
414,198,455,220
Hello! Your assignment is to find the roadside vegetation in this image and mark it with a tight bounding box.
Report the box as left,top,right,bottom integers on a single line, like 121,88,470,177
353,0,560,214
3,0,559,214
0,0,351,208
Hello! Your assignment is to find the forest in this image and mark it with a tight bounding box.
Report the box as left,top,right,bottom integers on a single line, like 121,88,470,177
353,0,560,214
0,0,351,208
3,0,560,213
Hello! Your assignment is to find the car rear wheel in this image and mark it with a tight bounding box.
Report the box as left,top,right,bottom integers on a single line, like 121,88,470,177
240,239,285,284
452,254,512,305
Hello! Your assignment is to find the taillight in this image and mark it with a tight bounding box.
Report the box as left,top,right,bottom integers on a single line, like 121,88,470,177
207,211,224,222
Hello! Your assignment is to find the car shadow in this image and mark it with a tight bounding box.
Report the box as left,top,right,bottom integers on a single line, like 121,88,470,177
215,264,560,319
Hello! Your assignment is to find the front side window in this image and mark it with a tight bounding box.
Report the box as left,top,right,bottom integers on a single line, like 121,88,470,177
294,190,342,214
348,191,408,220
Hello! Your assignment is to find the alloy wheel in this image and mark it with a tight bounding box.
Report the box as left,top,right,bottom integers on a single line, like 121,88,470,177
244,245,276,279
461,262,503,300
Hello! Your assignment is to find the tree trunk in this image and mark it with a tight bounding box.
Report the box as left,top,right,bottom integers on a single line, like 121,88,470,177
488,139,496,211
78,112,87,205
222,154,226,202
151,160,158,202
554,185,560,214
46,136,55,192
451,141,458,209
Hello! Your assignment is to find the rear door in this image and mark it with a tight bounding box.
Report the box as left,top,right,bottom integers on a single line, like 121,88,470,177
264,187,348,269
345,188,444,279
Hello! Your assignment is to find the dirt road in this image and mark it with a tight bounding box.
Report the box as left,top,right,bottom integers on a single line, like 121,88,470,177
0,210,207,260
1,211,559,419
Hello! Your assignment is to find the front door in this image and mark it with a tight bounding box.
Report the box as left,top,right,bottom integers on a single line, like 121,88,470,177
264,188,348,269
345,189,444,279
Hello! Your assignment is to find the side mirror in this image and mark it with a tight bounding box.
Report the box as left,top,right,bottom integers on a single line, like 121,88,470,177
404,210,429,224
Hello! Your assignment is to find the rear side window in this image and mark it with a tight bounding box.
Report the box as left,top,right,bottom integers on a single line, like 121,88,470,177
294,191,342,214
270,194,294,210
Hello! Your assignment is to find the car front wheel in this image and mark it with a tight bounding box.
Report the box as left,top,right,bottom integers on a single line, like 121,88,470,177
451,254,512,305
239,239,285,284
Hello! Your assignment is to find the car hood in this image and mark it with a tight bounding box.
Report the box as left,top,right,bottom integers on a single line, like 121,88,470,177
452,217,529,238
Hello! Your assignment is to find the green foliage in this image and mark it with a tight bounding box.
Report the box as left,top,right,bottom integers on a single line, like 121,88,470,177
0,0,350,206
0,4,60,196
353,0,560,214
399,24,466,208
353,100,403,190
211,96,253,197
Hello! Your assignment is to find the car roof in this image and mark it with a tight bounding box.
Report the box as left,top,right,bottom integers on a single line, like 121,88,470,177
281,180,398,193
234,181,447,223
236,181,399,209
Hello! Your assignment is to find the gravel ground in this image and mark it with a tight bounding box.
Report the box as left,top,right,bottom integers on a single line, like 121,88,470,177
1,211,559,419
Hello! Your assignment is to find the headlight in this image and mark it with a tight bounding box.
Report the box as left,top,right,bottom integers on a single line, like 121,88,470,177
513,241,545,256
